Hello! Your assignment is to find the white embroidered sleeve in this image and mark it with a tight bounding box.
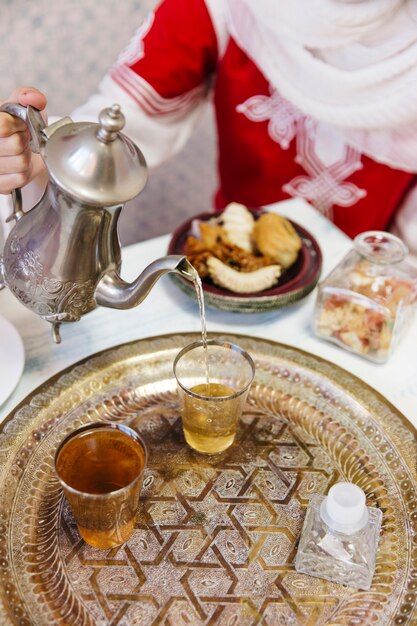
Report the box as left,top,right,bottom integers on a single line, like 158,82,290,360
71,73,209,169
0,70,209,237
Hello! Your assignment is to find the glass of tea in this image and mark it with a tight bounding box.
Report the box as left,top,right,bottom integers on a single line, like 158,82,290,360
173,339,255,454
54,422,148,549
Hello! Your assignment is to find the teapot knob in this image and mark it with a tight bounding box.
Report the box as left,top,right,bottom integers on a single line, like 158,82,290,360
97,104,125,143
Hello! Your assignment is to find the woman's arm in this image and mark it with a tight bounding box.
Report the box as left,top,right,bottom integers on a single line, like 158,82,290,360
72,0,224,168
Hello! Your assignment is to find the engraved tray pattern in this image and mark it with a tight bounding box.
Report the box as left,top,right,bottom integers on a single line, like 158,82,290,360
0,333,416,626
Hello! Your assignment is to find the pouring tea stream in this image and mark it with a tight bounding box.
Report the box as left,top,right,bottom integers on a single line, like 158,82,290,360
0,102,197,342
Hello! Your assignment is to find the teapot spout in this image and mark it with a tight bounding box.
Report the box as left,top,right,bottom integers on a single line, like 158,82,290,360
95,255,197,310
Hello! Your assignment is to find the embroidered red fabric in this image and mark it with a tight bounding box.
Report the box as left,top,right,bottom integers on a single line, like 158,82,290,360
112,0,416,239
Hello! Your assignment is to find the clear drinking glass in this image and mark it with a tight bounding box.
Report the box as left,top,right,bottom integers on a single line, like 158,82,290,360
173,339,255,454
54,422,148,548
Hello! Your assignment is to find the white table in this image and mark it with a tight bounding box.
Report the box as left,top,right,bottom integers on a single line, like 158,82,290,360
1,199,416,426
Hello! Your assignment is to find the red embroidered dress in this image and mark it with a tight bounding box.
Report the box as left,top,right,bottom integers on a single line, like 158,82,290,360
83,0,416,239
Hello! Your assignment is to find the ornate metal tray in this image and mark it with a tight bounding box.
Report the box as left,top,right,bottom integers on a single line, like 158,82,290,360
0,333,416,626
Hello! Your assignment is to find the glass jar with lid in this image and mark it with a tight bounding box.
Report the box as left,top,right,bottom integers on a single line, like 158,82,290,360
314,231,417,363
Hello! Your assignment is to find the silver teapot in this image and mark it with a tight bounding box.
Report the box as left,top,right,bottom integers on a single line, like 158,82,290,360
0,103,196,342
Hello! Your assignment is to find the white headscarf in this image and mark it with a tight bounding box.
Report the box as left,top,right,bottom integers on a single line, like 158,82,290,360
225,0,417,172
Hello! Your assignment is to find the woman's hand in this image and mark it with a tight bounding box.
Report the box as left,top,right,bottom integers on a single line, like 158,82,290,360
0,87,47,195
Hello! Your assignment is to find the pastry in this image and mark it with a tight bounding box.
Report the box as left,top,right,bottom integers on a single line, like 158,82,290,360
254,213,302,268
199,222,229,248
184,235,276,274
218,202,255,252
207,256,281,293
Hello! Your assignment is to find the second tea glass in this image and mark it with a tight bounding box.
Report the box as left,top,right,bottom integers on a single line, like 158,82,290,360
173,339,255,454
55,422,148,548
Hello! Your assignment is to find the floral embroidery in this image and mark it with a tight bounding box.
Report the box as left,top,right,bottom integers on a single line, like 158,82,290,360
237,88,302,149
284,119,366,219
237,90,366,218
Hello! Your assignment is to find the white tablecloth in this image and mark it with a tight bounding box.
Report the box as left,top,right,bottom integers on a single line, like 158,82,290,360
1,199,416,426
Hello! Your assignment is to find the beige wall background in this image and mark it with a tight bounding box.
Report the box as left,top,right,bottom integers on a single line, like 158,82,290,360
0,0,216,244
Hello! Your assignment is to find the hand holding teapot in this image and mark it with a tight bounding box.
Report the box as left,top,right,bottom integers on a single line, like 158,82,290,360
0,94,196,342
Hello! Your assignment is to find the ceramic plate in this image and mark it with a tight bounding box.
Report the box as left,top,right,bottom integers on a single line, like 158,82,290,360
0,332,416,625
167,210,322,312
0,313,24,406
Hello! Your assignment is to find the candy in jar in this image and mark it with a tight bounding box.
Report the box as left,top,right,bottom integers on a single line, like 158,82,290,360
314,231,417,363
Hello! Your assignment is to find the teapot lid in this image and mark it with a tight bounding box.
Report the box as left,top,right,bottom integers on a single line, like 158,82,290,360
43,104,148,206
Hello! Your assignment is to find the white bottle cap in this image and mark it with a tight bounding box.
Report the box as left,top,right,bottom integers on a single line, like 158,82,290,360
320,482,369,534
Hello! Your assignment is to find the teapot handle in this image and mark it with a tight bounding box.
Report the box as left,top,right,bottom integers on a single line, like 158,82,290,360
0,103,47,223
0,103,46,153
6,189,24,223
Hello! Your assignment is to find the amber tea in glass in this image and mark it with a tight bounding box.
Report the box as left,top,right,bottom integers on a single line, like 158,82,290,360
174,340,255,454
55,422,147,548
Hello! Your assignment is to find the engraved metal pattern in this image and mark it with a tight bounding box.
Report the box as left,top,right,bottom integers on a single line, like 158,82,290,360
0,333,416,625
5,236,96,321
